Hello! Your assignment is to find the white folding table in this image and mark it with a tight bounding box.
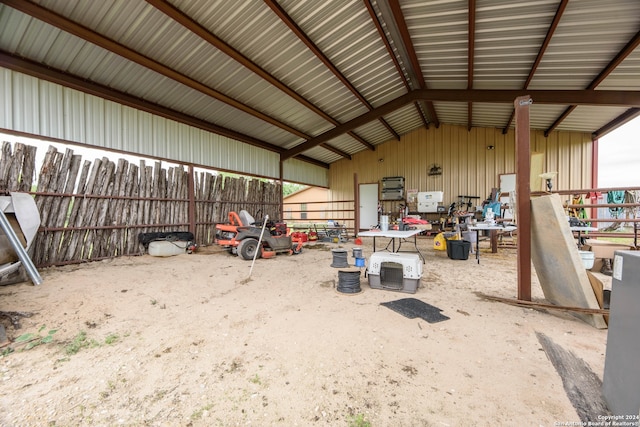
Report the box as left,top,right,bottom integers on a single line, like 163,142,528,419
357,229,425,263
570,225,598,248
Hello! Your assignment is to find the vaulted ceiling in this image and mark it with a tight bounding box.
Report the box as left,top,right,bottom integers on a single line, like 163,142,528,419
1,0,640,169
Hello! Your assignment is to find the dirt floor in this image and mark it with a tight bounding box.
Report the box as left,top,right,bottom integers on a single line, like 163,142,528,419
0,236,612,426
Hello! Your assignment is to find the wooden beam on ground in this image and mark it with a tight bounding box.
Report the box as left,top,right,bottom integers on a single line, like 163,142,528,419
475,293,609,316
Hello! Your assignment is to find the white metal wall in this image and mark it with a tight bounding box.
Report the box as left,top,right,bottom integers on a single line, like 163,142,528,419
0,68,329,187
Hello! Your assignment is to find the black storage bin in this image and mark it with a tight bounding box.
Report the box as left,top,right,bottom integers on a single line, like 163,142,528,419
446,239,471,260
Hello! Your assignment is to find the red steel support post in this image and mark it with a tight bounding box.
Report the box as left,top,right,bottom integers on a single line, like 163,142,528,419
188,165,196,236
515,95,532,301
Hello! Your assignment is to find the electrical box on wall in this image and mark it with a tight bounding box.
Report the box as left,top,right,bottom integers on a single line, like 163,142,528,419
381,177,405,200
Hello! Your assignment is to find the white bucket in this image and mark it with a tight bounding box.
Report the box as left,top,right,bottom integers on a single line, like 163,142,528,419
380,215,389,231
578,250,595,269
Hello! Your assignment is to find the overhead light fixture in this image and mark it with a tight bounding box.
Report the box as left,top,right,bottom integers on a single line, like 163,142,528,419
487,145,495,150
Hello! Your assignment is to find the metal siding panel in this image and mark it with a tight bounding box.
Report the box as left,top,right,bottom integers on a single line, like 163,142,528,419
556,106,630,133
283,158,329,187
104,101,123,152
0,7,32,52
530,0,640,89
330,124,592,209
298,145,341,165
382,104,425,134
0,68,12,129
401,0,469,89
12,72,40,134
38,80,64,139
63,88,85,143
473,0,560,89
472,103,514,129
164,120,183,162
433,102,468,127
323,134,365,157
84,95,105,148
349,121,395,147
600,49,640,90
136,111,155,157
528,104,573,130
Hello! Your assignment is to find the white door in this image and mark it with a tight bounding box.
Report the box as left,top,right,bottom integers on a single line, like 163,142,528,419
359,183,379,230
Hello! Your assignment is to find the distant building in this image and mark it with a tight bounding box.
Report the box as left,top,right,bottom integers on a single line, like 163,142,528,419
283,187,329,221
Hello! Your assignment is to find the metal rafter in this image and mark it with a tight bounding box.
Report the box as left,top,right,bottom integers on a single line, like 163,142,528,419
502,0,569,134
545,28,640,136
282,88,640,160
363,0,428,129
383,0,440,128
145,0,370,157
0,50,328,169
593,108,640,139
263,0,401,141
2,0,316,141
467,0,476,131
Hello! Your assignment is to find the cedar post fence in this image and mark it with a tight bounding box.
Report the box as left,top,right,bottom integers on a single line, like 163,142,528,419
0,142,281,267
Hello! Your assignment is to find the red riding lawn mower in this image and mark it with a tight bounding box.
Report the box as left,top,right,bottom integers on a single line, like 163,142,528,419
215,210,303,260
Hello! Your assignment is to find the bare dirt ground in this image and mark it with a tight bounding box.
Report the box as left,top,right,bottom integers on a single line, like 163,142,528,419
0,237,610,426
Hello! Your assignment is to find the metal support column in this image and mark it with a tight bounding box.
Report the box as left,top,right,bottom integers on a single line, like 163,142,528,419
354,173,360,232
188,165,196,235
515,95,532,301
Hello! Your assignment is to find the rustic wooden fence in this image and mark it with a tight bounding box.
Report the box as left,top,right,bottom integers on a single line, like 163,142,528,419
0,142,281,267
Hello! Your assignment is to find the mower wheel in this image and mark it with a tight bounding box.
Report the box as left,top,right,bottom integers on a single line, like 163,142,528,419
292,243,302,255
238,238,260,260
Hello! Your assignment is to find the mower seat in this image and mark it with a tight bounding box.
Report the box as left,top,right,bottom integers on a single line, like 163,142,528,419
238,210,255,226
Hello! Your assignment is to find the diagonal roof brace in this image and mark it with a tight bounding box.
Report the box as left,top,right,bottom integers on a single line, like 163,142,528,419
281,88,640,160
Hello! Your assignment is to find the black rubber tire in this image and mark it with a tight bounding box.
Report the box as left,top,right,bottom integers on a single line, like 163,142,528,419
292,244,302,255
238,238,260,260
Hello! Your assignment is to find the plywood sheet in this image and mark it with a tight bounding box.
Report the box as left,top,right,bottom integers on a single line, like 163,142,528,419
530,194,607,329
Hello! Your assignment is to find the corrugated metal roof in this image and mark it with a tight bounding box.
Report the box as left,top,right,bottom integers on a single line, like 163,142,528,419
1,0,639,172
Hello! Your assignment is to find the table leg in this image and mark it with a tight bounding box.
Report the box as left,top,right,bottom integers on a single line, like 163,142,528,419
414,235,425,263
476,230,480,264
394,235,425,263
382,238,394,252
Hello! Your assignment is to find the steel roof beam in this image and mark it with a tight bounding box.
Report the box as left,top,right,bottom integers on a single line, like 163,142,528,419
502,0,568,134
264,0,400,142
282,88,640,160
146,0,373,154
545,28,640,136
467,0,476,131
